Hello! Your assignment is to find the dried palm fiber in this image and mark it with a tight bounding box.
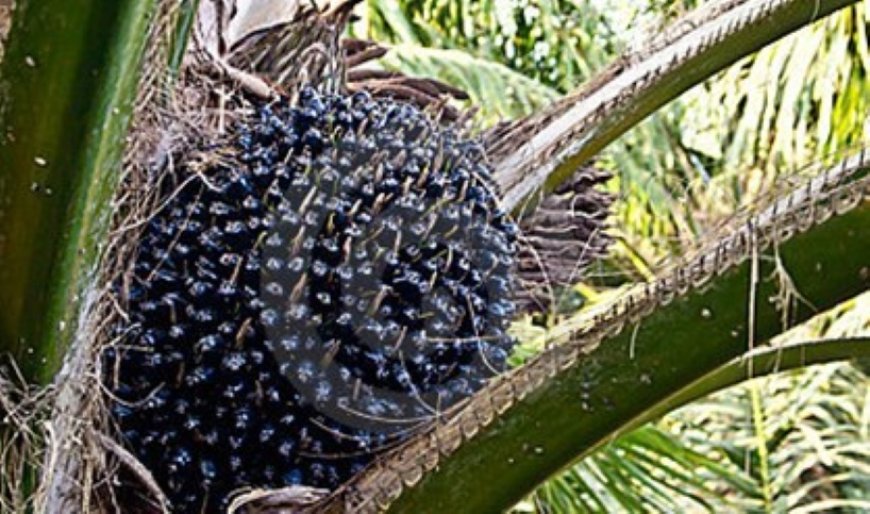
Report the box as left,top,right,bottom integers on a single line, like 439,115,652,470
1,355,53,513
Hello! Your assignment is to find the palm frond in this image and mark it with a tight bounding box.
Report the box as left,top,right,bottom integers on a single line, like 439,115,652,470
376,44,559,123
664,294,870,512
518,425,757,513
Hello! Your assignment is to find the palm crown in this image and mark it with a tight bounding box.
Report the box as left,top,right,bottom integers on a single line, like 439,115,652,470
0,0,867,513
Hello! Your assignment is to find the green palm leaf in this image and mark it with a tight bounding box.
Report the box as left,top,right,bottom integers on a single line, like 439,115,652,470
377,44,559,122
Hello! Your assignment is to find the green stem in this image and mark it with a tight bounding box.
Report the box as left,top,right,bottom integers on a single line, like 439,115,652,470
625,336,870,430
169,0,200,75
496,0,861,211
0,0,158,384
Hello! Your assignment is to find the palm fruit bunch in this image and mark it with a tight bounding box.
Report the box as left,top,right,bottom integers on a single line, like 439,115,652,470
102,87,518,512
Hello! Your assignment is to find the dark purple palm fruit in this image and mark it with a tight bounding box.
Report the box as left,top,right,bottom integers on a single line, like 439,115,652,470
102,87,518,513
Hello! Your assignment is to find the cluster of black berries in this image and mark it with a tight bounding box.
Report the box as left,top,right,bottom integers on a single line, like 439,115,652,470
103,88,517,512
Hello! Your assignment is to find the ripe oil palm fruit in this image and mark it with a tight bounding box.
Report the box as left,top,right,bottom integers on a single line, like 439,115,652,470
104,88,518,512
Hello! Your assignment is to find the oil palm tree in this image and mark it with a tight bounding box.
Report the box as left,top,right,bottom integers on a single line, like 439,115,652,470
0,0,867,513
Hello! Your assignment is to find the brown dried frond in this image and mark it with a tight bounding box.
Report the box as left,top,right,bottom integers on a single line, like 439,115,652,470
514,166,614,312
342,37,473,125
228,485,329,514
220,0,362,97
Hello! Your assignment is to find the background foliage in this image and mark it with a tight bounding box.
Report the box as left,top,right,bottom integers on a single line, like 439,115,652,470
350,0,870,511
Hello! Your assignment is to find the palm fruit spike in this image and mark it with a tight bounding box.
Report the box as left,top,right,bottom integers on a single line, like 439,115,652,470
103,87,518,513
